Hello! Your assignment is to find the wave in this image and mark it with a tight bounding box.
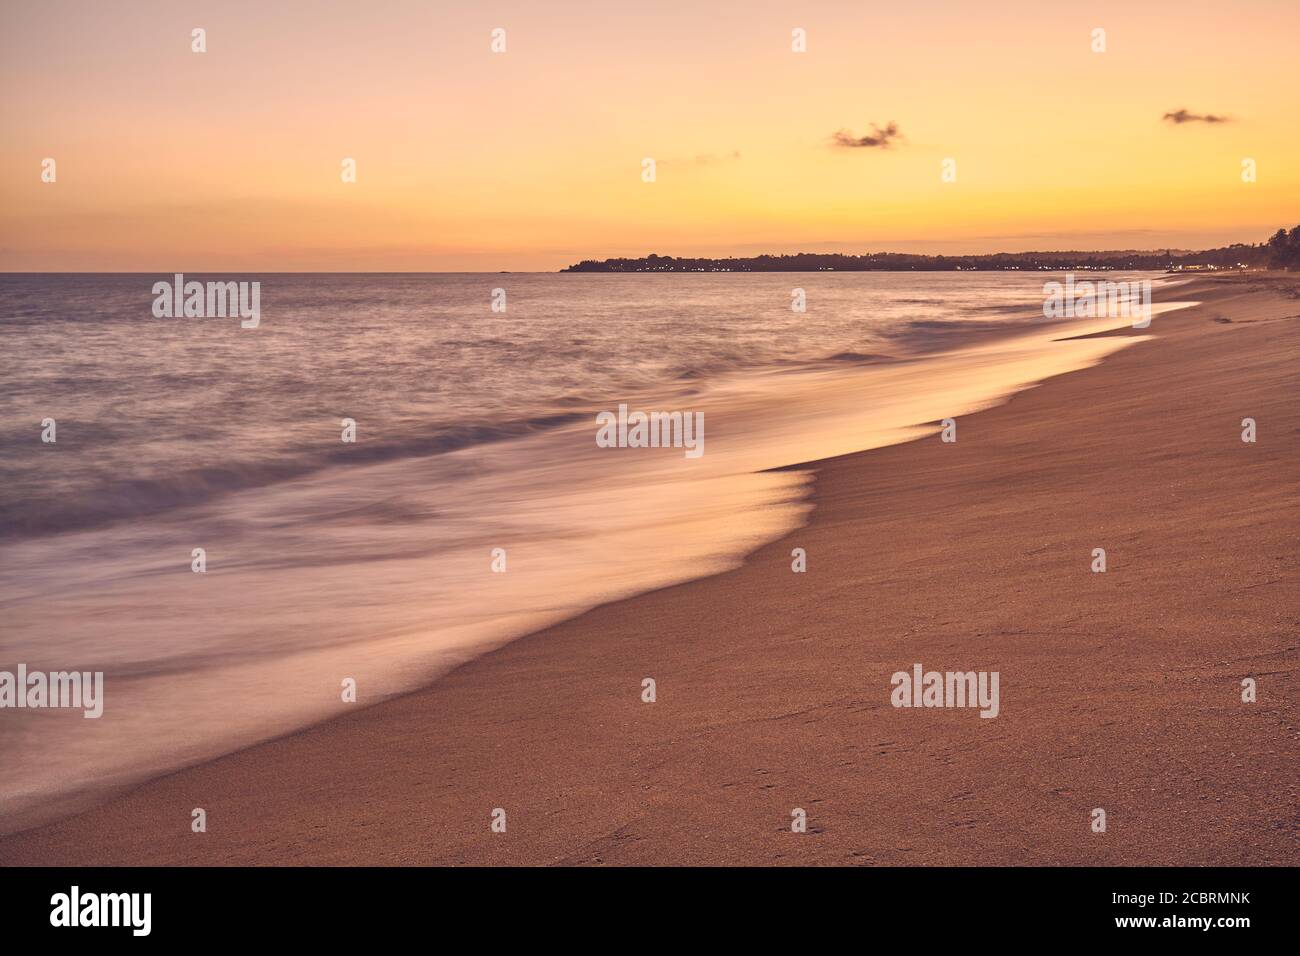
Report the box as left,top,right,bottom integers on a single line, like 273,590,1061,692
0,410,591,541
821,350,897,365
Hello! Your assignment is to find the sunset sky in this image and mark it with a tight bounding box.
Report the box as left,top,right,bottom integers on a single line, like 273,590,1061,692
2,0,1297,271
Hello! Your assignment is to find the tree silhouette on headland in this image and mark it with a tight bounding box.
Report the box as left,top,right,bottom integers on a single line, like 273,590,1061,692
1265,226,1300,270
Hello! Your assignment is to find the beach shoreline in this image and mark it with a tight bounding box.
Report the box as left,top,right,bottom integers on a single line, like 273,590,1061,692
0,272,1179,836
2,273,1296,866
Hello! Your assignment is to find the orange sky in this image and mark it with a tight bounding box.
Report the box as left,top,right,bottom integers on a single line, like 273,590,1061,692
1,0,1297,271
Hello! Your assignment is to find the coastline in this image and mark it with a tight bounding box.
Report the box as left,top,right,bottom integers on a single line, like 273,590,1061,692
0,273,1173,836
1,274,1295,865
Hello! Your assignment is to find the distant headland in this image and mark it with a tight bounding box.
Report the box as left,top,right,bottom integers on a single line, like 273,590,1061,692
562,227,1300,273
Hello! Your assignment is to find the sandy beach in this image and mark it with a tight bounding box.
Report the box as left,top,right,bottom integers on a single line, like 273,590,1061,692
1,274,1295,867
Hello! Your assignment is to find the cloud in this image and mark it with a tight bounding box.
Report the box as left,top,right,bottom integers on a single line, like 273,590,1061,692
1163,109,1232,125
831,122,902,149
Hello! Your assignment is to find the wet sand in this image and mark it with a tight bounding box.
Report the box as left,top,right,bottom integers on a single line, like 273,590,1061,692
2,274,1296,866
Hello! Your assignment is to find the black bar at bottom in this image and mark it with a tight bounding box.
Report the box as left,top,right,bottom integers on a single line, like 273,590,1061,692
0,866,1288,941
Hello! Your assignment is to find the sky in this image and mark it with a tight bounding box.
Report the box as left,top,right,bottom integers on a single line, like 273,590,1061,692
1,0,1297,271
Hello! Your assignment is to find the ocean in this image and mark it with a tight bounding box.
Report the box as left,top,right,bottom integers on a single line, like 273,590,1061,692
0,271,1187,831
